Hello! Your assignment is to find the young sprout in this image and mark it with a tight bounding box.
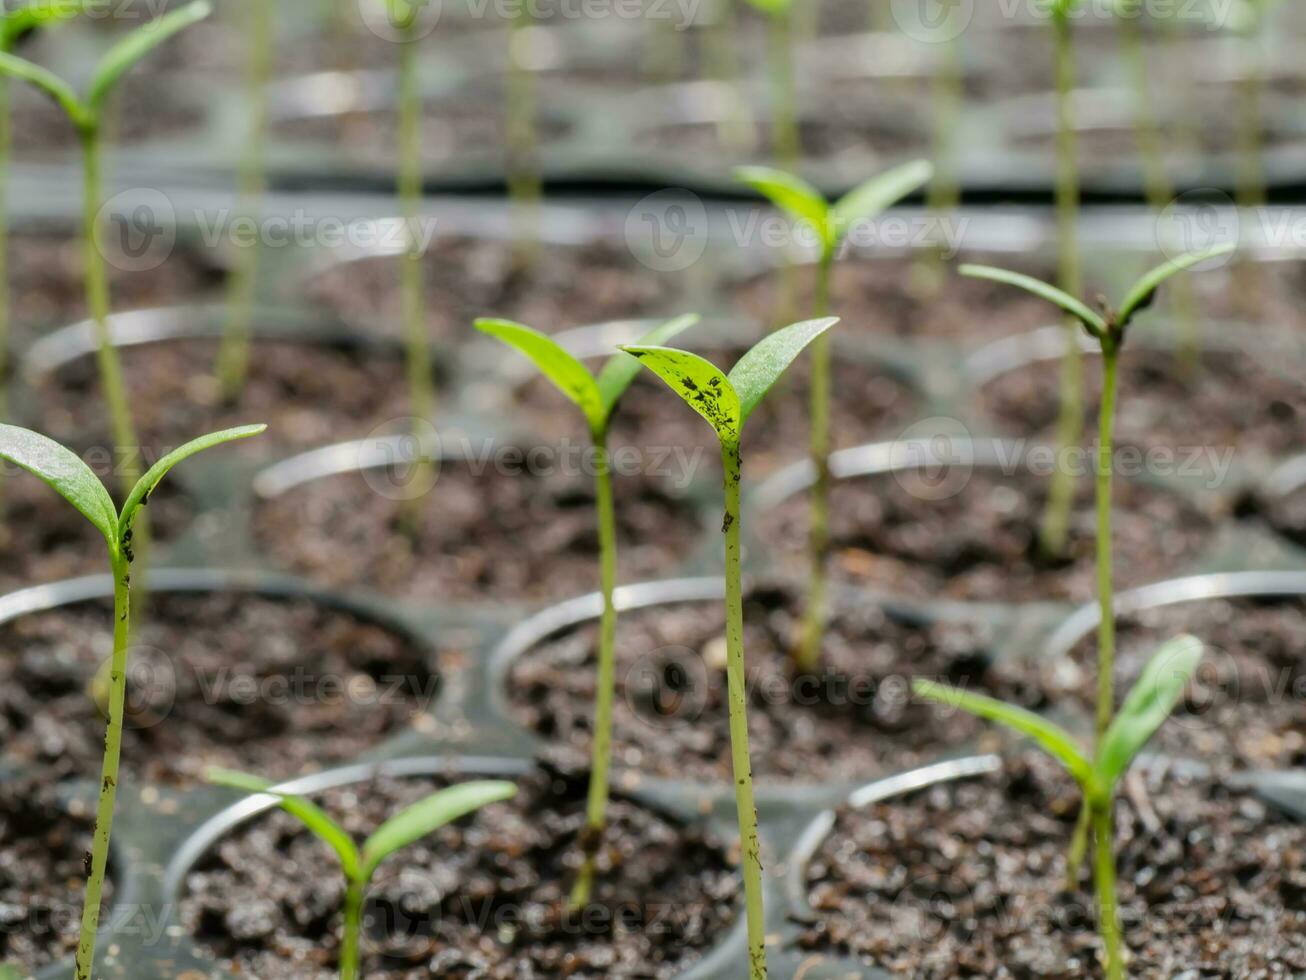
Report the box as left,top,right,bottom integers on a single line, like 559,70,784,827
206,769,516,980
214,0,275,399
960,241,1232,887
623,316,839,980
734,162,933,673
0,0,212,496
475,313,698,908
0,421,266,979
915,634,1205,980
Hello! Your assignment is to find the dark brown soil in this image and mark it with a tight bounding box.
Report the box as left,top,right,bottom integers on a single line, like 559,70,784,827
1248,483,1306,550
252,460,704,603
36,335,423,458
0,592,436,786
767,467,1214,604
511,341,919,477
800,750,1306,978
507,583,1053,784
7,231,224,330
0,775,106,973
303,236,671,340
975,346,1306,462
179,763,738,979
1055,597,1306,771
732,255,1060,343
12,77,204,155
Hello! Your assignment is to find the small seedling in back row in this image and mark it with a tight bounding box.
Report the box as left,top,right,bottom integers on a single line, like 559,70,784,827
207,768,517,980
0,0,212,495
623,315,839,980
740,0,798,168
0,421,265,980
734,161,932,673
916,634,1204,980
475,313,697,908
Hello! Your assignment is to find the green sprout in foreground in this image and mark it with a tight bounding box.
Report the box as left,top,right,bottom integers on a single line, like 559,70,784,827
207,769,516,980
0,421,266,980
623,315,839,980
0,0,213,495
915,634,1204,980
734,161,933,674
475,313,698,908
960,242,1233,892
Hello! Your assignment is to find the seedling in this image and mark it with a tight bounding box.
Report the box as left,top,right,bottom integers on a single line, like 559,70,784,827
476,313,697,908
207,768,516,980
0,0,212,496
0,421,265,979
623,315,839,980
214,0,275,399
733,162,933,673
915,634,1204,980
960,242,1232,887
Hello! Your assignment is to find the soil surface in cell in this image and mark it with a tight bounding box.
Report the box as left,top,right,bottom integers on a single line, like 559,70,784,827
768,466,1213,604
801,750,1306,977
507,583,1056,784
180,763,738,979
0,592,436,785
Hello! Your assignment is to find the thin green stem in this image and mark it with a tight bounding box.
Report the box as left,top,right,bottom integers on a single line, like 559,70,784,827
917,29,963,290
706,0,751,151
768,8,799,170
1093,801,1124,980
506,10,541,264
73,550,131,980
0,72,10,449
339,877,364,980
646,15,684,82
1233,25,1265,318
1041,10,1082,559
796,248,832,673
398,29,434,430
216,0,274,399
722,439,767,980
1094,344,1118,742
570,433,617,910
1065,800,1091,890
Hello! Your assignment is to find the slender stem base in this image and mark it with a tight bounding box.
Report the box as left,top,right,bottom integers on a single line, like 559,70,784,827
73,553,131,980
571,436,618,909
340,878,364,980
0,73,10,490
1094,347,1118,740
1233,29,1266,320
507,12,541,266
722,441,767,980
1093,802,1124,980
916,29,963,293
796,252,832,673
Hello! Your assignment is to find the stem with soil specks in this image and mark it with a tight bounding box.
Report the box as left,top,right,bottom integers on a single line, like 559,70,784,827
1093,801,1124,980
1094,341,1118,742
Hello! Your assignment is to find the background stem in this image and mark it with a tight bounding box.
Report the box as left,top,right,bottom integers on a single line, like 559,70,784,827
571,434,618,909
705,0,751,151
917,28,964,289
507,9,541,264
339,878,364,980
1094,345,1118,741
796,249,832,672
1093,802,1124,980
0,71,10,473
722,439,767,980
768,7,799,328
216,0,274,399
398,28,435,432
1041,10,1082,558
1233,23,1265,318
73,551,131,980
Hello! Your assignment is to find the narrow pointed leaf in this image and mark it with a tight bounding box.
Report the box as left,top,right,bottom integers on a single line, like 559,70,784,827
0,424,116,547
740,0,791,15
88,0,211,111
914,679,1094,787
1,0,103,51
475,318,603,427
729,317,838,426
595,314,700,421
961,264,1108,336
118,424,266,539
831,160,934,247
734,166,831,251
1098,635,1204,788
0,50,83,124
1117,244,1236,326
206,768,361,880
619,345,741,442
362,781,517,879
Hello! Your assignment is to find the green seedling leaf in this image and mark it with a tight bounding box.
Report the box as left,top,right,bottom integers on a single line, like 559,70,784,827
729,316,838,424
961,264,1109,336
0,49,82,123
117,424,266,540
594,314,699,420
618,345,742,441
0,0,103,51
361,780,518,879
1097,635,1203,788
1117,243,1237,326
830,159,934,247
0,963,23,980
87,0,211,111
740,0,791,14
734,166,831,250
0,423,117,546
914,678,1094,787
206,768,362,880
475,319,603,424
